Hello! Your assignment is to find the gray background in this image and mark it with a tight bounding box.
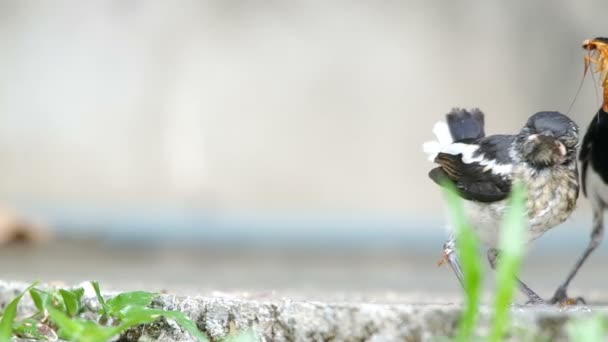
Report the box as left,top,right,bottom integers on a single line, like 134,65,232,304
0,1,606,300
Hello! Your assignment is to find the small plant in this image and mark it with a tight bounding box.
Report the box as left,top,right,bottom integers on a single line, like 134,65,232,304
0,281,211,342
488,182,526,342
0,283,39,341
442,182,527,341
444,182,608,341
567,315,608,341
442,183,482,342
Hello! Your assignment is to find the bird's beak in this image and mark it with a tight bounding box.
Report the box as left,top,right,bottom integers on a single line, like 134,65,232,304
528,134,567,156
555,140,567,157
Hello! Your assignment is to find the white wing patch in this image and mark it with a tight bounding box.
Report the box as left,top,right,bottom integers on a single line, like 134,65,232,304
479,159,513,175
441,143,480,163
445,143,513,176
423,121,512,176
423,121,453,161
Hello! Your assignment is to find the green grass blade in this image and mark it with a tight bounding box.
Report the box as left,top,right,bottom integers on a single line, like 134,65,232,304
488,182,527,342
454,221,482,341
47,306,83,340
0,283,38,342
441,183,483,342
90,281,109,316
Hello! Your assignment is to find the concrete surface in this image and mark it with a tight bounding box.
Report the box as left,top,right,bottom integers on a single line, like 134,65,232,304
0,280,607,342
0,240,608,341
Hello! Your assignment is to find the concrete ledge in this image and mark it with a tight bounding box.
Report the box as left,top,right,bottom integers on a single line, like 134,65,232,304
0,281,605,341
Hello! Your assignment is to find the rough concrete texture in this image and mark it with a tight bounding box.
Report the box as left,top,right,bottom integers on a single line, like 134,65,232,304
0,281,606,341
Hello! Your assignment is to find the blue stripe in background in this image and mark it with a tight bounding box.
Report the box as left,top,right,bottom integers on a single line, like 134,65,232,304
9,201,606,256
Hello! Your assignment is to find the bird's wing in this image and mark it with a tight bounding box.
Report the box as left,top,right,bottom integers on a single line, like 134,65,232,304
429,135,515,202
579,119,595,197
580,111,604,197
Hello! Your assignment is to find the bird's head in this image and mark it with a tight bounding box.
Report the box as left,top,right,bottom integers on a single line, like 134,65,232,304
515,111,579,168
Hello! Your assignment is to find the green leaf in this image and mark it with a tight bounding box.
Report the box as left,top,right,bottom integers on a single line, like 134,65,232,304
117,306,207,341
0,283,38,342
90,281,109,316
87,282,207,341
12,318,39,338
106,291,156,315
489,182,527,342
72,287,85,303
161,310,208,341
29,289,49,314
59,289,81,317
46,306,82,339
48,306,120,342
51,304,204,342
32,288,69,314
13,318,56,340
441,182,483,342
115,306,162,327
49,304,164,342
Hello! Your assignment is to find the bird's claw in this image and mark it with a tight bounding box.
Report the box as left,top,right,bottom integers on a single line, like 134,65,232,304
550,287,586,306
524,296,585,307
560,297,586,306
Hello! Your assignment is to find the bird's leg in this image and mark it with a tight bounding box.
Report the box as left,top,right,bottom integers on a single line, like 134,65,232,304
551,207,604,305
442,239,465,288
486,248,545,305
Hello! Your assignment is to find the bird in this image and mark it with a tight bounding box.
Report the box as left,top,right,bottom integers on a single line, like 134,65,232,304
423,108,580,304
550,37,608,305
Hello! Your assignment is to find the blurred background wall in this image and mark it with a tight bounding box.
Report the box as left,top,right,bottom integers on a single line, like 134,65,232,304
0,0,606,245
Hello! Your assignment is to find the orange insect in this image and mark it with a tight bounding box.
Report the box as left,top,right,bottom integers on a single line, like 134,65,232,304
582,37,608,112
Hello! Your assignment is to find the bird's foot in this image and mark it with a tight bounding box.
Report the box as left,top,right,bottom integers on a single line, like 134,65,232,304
550,287,586,306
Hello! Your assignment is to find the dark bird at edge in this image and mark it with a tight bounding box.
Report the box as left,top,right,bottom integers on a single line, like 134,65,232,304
551,36,608,305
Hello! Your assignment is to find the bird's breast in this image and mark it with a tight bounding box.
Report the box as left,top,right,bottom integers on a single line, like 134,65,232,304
519,165,579,241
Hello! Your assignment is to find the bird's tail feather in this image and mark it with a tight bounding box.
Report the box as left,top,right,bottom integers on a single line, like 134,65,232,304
446,108,485,141
423,108,485,161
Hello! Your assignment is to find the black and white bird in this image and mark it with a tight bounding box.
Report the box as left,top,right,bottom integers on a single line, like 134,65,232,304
551,37,608,304
423,108,580,304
